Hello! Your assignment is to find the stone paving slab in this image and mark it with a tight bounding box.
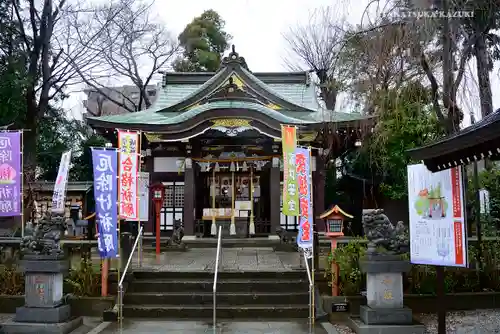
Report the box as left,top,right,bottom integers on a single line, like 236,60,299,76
98,320,330,334
117,248,305,272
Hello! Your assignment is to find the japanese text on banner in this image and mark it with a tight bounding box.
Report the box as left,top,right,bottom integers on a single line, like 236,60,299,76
281,125,299,216
92,148,118,258
0,132,21,217
295,147,313,255
118,131,139,220
52,151,72,213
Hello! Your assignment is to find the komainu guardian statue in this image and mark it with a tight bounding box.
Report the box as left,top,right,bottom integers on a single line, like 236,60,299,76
20,212,66,255
362,209,409,255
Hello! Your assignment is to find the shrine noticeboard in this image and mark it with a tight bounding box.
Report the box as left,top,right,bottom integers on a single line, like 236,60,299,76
407,163,467,267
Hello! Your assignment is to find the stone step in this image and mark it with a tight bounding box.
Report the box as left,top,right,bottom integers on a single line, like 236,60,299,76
132,270,307,280
128,278,309,293
122,304,309,319
123,291,309,305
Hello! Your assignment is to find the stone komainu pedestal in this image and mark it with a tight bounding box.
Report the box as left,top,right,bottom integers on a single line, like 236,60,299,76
2,254,82,334
348,255,425,334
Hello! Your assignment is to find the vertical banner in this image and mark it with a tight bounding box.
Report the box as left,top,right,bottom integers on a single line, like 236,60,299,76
0,132,21,216
407,163,467,267
295,147,313,256
118,130,139,220
281,125,299,216
51,150,72,214
92,148,118,258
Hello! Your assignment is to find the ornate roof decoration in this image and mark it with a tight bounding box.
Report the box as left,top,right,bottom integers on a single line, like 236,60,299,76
221,45,249,70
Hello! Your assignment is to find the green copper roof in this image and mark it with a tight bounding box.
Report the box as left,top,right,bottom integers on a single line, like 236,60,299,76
151,80,322,112
86,100,368,125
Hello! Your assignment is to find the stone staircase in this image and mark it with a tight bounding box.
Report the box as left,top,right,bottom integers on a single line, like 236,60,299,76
122,270,310,319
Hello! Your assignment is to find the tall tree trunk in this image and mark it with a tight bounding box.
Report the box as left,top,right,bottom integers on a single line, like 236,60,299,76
22,101,39,223
440,0,458,134
474,34,493,118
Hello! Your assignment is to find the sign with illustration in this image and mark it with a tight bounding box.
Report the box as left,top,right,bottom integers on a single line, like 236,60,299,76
407,164,467,267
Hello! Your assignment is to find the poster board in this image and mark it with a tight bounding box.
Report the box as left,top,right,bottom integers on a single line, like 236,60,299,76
407,164,467,267
129,172,149,222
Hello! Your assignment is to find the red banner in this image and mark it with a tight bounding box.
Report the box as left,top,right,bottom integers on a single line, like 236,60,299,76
451,167,462,219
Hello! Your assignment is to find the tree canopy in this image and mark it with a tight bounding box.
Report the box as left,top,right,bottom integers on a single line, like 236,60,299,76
173,9,231,72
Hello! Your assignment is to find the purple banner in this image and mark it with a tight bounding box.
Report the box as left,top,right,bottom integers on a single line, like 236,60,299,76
92,148,118,259
0,132,21,217
295,147,313,257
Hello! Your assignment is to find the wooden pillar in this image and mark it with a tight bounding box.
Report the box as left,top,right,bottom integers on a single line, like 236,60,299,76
270,160,280,234
183,158,195,235
314,156,326,232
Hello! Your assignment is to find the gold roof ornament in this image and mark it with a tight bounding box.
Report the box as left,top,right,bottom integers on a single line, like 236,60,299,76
210,119,251,128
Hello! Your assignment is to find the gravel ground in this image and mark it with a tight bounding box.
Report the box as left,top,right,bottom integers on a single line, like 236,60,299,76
416,309,500,333
326,309,500,334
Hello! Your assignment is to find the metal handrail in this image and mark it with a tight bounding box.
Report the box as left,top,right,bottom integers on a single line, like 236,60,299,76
117,225,144,322
212,225,222,333
303,252,313,332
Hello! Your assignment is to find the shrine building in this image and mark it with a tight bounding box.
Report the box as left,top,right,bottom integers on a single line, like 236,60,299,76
85,46,370,238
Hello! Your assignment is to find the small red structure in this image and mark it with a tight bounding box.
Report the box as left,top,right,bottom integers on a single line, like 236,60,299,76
319,205,353,296
150,183,165,255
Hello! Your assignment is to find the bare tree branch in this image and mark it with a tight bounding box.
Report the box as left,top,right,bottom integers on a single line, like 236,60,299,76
64,0,179,114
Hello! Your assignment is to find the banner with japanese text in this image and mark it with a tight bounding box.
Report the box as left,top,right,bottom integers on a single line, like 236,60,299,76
0,132,21,216
295,147,313,257
281,125,299,216
92,148,118,258
52,150,72,214
118,130,139,220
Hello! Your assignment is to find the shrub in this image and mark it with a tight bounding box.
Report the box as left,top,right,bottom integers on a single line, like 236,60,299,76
0,263,24,295
64,257,101,297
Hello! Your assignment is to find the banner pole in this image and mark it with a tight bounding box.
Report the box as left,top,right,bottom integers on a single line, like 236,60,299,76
309,147,315,324
20,130,24,238
138,131,142,267
116,136,121,293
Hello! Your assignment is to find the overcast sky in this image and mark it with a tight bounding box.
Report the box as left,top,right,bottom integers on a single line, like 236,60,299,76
65,0,499,124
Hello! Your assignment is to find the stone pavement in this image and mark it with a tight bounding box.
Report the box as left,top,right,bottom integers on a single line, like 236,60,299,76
98,320,330,334
94,247,305,272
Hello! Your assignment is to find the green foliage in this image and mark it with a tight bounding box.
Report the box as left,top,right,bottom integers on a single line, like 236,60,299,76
466,166,500,236
64,257,101,297
70,134,108,181
173,9,231,72
325,239,500,296
326,238,367,295
0,263,24,295
348,82,444,199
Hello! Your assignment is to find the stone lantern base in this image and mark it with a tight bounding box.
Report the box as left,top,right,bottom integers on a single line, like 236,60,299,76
1,254,82,334
348,255,425,334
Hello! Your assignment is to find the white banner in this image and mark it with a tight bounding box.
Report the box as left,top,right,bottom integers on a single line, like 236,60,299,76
118,130,139,220
51,150,72,213
407,164,467,267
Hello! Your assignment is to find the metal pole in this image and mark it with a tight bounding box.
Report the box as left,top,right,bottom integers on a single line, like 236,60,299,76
20,130,24,238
